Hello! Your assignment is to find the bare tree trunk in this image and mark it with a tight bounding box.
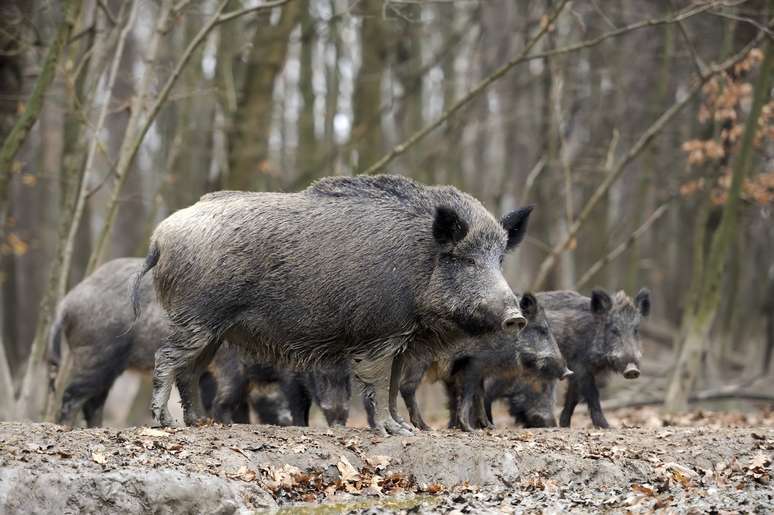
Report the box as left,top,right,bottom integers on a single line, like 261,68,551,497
0,335,14,419
296,1,318,186
0,0,82,239
87,0,173,271
665,39,773,412
227,2,301,190
351,3,386,173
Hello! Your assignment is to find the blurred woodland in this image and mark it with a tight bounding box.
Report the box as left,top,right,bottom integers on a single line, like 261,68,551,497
0,0,773,423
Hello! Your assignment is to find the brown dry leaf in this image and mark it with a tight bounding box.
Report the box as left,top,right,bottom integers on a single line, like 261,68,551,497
364,454,391,469
663,462,697,487
138,428,169,438
91,451,107,464
337,455,360,482
265,463,302,489
229,466,256,482
21,174,36,187
368,474,383,494
632,483,656,496
291,444,307,454
424,482,445,494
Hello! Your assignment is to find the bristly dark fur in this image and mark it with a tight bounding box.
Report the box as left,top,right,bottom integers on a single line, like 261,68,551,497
537,288,650,429
145,174,533,431
382,293,567,432
55,258,170,427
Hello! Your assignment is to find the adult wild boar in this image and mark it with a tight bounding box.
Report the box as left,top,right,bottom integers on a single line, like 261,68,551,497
50,258,290,427
536,288,650,428
136,174,533,435
49,258,169,427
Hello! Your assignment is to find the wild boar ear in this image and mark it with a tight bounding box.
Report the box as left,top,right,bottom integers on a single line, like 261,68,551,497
519,293,539,321
501,205,533,252
433,206,469,246
635,288,651,317
590,288,612,315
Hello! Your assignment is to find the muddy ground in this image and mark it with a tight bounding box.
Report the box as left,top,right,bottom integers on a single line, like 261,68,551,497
1,408,773,514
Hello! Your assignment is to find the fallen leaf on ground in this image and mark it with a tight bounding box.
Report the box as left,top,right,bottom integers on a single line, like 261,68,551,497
227,465,256,482
631,483,656,496
138,428,169,438
365,454,391,469
91,452,107,464
337,455,360,481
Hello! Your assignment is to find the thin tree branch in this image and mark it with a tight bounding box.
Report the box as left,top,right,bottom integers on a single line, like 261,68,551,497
361,0,571,175
361,0,727,176
708,9,774,38
0,0,83,239
669,0,707,78
88,0,293,269
530,26,771,290
575,200,672,289
96,0,120,26
218,0,294,24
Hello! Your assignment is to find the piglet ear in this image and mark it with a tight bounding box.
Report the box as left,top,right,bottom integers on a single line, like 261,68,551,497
635,288,651,317
519,293,539,321
433,206,469,246
590,288,612,315
501,206,533,251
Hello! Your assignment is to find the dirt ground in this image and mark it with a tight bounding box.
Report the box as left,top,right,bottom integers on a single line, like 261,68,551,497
1,407,773,514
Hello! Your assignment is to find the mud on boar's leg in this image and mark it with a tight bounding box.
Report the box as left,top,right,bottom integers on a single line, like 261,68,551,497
353,353,413,436
152,324,215,427
175,337,221,426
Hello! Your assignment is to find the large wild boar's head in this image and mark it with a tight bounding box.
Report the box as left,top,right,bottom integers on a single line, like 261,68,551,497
425,203,533,337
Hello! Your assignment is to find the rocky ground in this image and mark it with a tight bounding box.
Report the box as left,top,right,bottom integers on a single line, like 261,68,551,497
1,408,773,514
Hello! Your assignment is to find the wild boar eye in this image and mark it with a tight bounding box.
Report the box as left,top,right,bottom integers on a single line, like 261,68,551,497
463,257,476,266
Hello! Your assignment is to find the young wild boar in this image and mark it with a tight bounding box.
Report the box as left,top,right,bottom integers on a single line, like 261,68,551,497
444,293,572,431
204,343,293,425
199,367,292,426
536,288,651,429
484,376,559,428
377,294,570,432
281,363,352,427
136,174,533,435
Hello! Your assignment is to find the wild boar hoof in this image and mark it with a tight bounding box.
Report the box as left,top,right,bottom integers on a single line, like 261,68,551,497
413,420,432,431
374,418,414,436
152,408,174,428
393,415,416,433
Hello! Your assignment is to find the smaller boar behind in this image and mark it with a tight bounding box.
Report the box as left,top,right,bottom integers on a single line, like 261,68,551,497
281,363,352,427
483,376,558,428
537,288,650,428
444,293,571,431
384,294,570,431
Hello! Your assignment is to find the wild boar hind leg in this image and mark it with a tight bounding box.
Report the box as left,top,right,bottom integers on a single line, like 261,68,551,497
353,353,413,436
152,323,219,427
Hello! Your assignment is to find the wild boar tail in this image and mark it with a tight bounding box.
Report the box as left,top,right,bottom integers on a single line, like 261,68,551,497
47,309,65,392
133,242,160,319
